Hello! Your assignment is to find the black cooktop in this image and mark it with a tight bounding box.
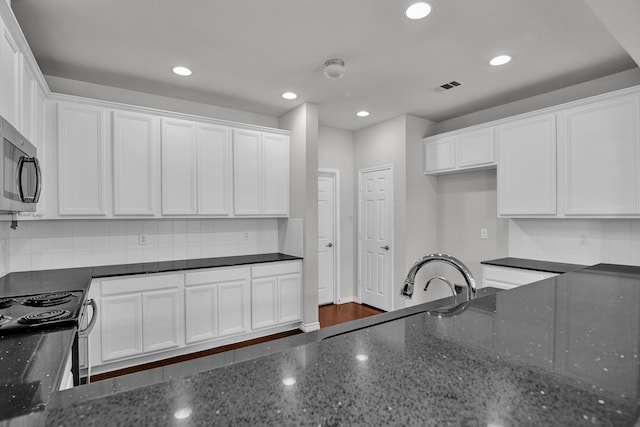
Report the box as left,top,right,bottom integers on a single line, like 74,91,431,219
0,290,85,334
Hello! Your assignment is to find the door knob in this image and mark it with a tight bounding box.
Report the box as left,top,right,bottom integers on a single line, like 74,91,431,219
326,243,333,248
380,245,389,251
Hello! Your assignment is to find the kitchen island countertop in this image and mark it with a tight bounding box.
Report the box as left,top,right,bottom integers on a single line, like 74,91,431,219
41,263,640,426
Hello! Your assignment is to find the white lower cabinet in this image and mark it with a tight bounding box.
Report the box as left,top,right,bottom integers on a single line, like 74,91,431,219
91,273,183,365
251,261,302,329
482,265,558,290
89,260,301,374
184,267,250,344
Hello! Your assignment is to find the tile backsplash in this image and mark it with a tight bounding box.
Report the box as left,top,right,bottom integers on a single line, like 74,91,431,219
509,218,640,266
5,218,280,272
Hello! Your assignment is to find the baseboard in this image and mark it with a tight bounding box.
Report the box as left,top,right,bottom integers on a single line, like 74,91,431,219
299,322,320,332
337,296,355,304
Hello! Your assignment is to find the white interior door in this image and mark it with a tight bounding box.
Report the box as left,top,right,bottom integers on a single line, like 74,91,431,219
318,171,337,305
359,167,393,311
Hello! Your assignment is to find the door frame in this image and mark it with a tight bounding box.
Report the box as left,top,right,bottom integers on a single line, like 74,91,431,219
357,164,394,311
318,168,341,305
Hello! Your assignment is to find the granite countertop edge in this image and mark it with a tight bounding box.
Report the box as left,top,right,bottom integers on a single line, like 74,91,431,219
481,257,586,274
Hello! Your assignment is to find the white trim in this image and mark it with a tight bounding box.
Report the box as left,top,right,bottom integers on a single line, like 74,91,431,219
357,165,394,312
49,92,290,135
299,322,320,332
318,168,341,305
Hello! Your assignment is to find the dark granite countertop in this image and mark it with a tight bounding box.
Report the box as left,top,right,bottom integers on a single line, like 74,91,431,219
0,253,301,425
482,257,586,274
37,264,640,426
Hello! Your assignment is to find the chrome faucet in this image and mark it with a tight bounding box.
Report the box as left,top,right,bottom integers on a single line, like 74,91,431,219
400,253,477,300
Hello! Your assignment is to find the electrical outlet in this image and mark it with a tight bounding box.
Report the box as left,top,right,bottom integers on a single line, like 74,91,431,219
480,228,488,239
578,233,588,246
240,231,250,241
138,234,148,246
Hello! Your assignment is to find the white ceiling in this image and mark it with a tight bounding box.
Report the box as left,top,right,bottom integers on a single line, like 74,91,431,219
11,0,638,131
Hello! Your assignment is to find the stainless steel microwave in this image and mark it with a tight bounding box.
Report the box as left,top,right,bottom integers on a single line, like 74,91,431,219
0,116,42,213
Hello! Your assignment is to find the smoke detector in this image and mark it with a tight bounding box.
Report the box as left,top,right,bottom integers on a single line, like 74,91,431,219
323,59,345,79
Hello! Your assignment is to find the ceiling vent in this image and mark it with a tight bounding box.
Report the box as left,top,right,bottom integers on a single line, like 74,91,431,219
434,80,463,91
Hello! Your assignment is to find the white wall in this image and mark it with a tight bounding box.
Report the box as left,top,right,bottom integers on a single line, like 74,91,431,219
6,218,279,272
437,170,509,283
354,116,407,310
317,126,356,301
279,104,319,329
509,219,640,266
46,75,280,128
436,68,640,133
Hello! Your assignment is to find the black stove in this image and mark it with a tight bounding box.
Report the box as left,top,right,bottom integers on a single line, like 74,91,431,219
0,290,85,333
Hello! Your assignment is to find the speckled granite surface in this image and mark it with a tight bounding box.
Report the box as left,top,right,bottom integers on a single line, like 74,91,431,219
41,264,640,426
0,253,301,425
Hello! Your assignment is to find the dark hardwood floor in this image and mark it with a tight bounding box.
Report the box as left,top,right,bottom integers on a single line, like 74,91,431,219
91,302,384,383
319,302,384,328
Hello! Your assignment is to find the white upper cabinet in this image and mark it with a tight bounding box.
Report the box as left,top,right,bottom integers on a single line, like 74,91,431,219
19,58,36,141
57,103,108,216
233,129,289,216
0,19,20,128
233,129,262,215
161,119,233,217
497,114,557,216
197,124,231,215
424,137,455,173
424,128,495,175
261,132,290,215
558,94,640,216
113,111,159,216
161,118,198,215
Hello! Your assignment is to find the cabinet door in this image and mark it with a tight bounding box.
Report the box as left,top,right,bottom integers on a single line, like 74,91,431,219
233,129,262,215
251,277,278,329
278,273,301,323
184,284,218,344
456,128,494,169
57,103,107,215
20,59,36,141
142,288,181,352
559,95,640,215
101,293,143,361
497,114,557,216
261,133,289,215
218,279,250,336
197,124,231,215
424,137,455,173
161,118,197,215
113,111,158,216
0,22,19,128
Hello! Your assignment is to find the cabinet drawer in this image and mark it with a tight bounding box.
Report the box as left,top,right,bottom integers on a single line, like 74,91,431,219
252,261,301,278
101,273,183,295
483,265,557,288
185,267,249,286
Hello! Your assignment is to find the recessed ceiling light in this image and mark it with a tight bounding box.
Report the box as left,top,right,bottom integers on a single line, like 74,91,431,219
282,92,297,100
356,111,370,117
489,55,512,66
406,2,432,20
172,66,192,76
